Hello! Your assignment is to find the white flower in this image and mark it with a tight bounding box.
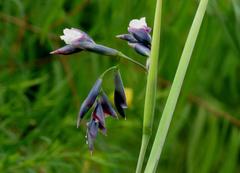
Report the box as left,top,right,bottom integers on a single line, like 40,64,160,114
128,17,148,30
60,28,84,45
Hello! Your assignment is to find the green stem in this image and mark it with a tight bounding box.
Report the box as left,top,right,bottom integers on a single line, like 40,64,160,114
136,0,163,172
100,65,118,78
144,0,209,171
117,52,147,72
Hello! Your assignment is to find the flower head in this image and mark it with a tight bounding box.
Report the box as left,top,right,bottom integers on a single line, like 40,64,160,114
128,17,151,33
117,17,152,59
60,28,91,45
51,28,118,56
114,70,127,118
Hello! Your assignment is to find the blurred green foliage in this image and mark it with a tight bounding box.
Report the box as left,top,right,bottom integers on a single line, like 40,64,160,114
0,0,240,172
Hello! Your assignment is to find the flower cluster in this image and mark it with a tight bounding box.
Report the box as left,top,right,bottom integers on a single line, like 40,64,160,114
117,17,152,57
77,70,127,152
50,17,150,153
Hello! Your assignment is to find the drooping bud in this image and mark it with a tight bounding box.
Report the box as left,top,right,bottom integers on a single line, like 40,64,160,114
114,70,127,118
50,45,82,55
92,100,106,130
86,119,99,153
128,43,150,57
100,91,117,118
77,78,102,128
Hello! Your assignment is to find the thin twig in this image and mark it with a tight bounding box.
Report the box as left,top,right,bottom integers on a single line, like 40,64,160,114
189,95,240,127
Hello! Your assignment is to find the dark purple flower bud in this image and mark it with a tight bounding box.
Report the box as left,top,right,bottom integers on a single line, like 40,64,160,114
98,122,107,136
77,78,102,128
128,28,152,47
129,43,150,57
50,45,83,55
100,91,117,118
116,34,138,43
86,119,99,153
92,101,106,130
114,70,127,118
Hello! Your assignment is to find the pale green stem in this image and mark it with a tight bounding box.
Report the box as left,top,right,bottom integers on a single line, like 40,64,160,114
136,0,163,172
99,65,118,78
144,0,209,172
117,52,147,72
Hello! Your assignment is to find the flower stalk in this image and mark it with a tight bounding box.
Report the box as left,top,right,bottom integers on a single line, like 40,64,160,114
144,0,209,171
117,52,147,72
136,0,162,172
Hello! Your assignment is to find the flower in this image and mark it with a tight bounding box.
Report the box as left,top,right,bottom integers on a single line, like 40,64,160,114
128,17,151,33
77,78,102,128
51,28,118,56
114,70,127,118
117,17,152,58
100,91,118,118
60,28,93,45
92,101,106,133
86,119,99,153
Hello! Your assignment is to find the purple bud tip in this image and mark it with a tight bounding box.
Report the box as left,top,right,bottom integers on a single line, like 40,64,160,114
50,50,59,54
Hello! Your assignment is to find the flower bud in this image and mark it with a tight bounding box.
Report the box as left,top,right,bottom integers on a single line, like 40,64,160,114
128,28,151,47
100,91,117,118
114,70,127,118
86,119,99,153
51,28,119,57
77,78,102,128
92,101,105,130
128,43,150,57
116,34,138,43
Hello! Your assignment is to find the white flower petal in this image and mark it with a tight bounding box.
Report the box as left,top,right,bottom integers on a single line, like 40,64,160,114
60,28,84,45
129,17,148,30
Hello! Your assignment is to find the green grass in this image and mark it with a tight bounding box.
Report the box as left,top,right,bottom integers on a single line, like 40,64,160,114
0,0,240,172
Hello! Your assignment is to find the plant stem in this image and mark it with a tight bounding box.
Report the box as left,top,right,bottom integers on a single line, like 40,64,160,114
144,0,209,171
117,52,147,72
100,65,118,78
136,0,163,172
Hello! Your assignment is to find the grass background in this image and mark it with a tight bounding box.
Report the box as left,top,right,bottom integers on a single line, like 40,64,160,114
0,0,240,172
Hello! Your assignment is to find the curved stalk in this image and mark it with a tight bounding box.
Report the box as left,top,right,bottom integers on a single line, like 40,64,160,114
100,65,118,78
144,0,209,171
136,0,163,172
117,52,147,72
